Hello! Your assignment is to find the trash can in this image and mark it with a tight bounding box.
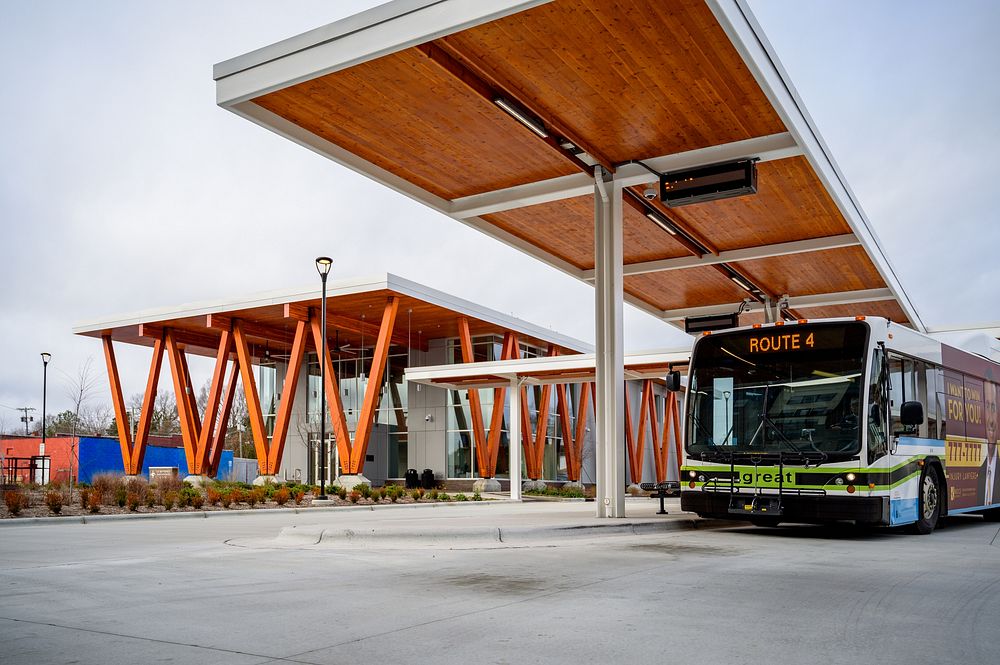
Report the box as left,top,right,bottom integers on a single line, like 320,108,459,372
405,468,419,489
421,468,435,490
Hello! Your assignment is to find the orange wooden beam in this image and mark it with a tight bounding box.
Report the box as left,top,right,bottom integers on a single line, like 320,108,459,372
232,320,271,471
483,331,517,477
309,313,353,476
624,386,638,484
458,317,488,479
164,331,200,474
101,335,134,473
266,319,308,475
570,384,594,482
194,330,232,475
555,384,574,480
178,347,202,438
349,297,400,473
669,392,683,479
207,360,239,479
130,336,165,475
647,382,666,483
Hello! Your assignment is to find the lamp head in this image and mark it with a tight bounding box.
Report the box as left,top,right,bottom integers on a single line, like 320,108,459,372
315,256,333,277
40,352,51,365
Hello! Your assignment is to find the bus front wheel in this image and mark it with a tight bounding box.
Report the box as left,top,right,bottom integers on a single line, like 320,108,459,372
909,465,942,535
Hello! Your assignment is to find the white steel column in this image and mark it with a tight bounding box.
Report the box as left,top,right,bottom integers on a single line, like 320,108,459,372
509,377,522,501
594,167,626,518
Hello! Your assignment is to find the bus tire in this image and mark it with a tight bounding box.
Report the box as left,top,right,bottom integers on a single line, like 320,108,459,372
749,517,780,528
909,465,941,535
982,508,1000,522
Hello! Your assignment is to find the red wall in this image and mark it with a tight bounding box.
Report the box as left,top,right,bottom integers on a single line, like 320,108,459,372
1,436,77,483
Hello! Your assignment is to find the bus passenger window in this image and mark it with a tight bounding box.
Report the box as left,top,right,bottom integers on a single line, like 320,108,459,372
888,356,905,435
924,366,938,438
868,350,888,463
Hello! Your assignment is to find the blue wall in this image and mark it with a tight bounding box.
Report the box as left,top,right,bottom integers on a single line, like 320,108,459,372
77,436,235,484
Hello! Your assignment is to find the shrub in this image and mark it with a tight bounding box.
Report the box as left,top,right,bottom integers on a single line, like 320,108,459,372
79,489,91,510
455,493,468,502
4,490,28,516
91,473,122,500
335,486,347,500
472,492,483,501
220,490,233,509
354,483,372,499
292,489,305,505
206,487,222,506
348,491,360,504
229,488,245,505
191,495,204,509
411,489,422,501
389,486,404,502
273,487,290,506
145,489,156,509
114,487,128,508
178,486,200,508
245,487,265,508
162,491,177,510
88,492,102,514
126,476,147,494
377,487,388,501
428,489,439,501
126,492,140,512
152,476,183,495
45,491,63,514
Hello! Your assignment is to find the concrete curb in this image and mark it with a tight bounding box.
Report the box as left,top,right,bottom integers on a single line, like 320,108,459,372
0,497,510,528
264,516,727,549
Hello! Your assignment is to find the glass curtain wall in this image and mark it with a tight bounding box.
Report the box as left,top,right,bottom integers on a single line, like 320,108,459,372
305,346,409,483
445,336,570,480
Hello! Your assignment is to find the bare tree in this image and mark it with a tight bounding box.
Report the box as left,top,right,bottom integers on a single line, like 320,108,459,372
62,357,101,486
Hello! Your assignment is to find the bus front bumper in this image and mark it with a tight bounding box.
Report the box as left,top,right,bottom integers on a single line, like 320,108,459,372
681,491,889,525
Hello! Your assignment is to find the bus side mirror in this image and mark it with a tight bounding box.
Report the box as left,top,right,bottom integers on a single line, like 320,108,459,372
900,401,924,426
665,371,681,392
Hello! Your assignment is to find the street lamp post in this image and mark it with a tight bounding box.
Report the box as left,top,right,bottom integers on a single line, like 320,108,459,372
41,352,51,458
315,257,333,500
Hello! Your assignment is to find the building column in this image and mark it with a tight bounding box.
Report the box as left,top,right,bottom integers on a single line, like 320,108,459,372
508,377,522,502
594,166,626,518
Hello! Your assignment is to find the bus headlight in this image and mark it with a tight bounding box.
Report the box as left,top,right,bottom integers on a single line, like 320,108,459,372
834,477,844,486
845,473,857,482
689,470,697,479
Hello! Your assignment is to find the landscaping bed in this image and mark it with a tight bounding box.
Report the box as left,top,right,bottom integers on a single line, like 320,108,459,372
1,474,487,520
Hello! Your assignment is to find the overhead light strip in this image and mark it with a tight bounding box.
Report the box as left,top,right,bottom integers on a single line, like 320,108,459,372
645,211,677,236
494,97,548,139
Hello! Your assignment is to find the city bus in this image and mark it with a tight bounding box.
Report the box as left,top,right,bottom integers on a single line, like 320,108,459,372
679,316,1000,534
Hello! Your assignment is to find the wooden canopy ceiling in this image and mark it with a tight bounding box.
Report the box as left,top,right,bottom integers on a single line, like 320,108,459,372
215,0,921,330
73,277,588,360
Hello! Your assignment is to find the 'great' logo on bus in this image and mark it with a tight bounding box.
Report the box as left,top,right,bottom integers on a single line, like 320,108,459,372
748,333,815,354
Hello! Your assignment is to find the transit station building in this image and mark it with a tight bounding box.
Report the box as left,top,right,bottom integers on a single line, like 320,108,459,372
74,274,688,494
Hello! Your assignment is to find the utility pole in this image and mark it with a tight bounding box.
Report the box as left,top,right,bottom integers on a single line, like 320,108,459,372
16,407,36,436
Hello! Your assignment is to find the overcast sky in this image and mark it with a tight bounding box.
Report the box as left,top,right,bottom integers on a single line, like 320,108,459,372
1,0,998,428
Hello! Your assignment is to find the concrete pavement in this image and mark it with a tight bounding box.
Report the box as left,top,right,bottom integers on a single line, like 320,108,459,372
2,499,999,664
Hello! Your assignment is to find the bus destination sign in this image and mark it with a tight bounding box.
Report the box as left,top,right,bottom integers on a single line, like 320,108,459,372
747,332,815,354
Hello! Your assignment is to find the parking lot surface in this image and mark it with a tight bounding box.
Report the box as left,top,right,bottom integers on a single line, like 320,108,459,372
2,500,999,664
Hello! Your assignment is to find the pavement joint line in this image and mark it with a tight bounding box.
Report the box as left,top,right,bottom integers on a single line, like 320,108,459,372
991,525,1000,547
0,615,323,665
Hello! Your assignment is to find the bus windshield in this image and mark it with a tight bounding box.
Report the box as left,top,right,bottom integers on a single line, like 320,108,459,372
686,322,869,462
